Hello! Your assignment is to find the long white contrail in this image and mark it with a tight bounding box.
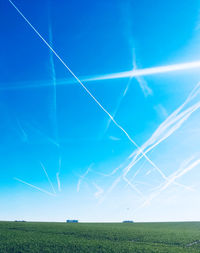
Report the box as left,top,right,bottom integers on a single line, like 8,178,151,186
2,58,200,91
88,61,200,82
8,0,168,180
14,177,56,197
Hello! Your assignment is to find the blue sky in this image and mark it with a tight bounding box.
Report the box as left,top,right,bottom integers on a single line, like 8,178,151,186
1,0,200,222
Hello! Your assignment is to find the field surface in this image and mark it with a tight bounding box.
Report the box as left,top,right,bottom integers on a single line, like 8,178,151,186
0,221,200,252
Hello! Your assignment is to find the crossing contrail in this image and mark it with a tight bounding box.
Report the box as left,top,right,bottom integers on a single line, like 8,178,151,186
101,82,200,202
14,177,56,197
8,0,169,182
40,162,56,194
140,158,199,209
77,165,92,192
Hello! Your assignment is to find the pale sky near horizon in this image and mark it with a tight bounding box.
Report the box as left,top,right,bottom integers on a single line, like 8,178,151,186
1,0,200,222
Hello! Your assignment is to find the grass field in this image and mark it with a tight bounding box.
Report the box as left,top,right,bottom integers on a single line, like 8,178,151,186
0,221,200,252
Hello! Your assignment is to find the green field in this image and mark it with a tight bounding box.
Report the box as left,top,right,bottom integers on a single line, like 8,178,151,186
0,221,200,252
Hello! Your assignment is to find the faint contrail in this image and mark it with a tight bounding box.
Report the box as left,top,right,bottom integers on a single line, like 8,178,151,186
56,173,61,192
40,162,56,194
48,21,59,144
25,122,60,147
77,165,92,192
121,0,152,97
140,158,199,209
123,175,144,197
102,77,133,137
8,0,167,182
98,176,122,204
93,182,104,199
16,119,28,142
14,177,56,197
56,156,62,192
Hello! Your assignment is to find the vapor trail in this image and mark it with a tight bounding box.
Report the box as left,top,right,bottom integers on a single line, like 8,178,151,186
56,156,62,192
88,61,200,82
93,183,104,199
123,175,144,197
108,82,200,199
77,165,92,192
2,57,200,90
123,82,200,179
140,158,200,209
40,162,56,194
14,177,56,197
48,22,59,144
16,119,28,142
8,0,167,181
25,122,59,147
121,0,152,97
102,77,133,137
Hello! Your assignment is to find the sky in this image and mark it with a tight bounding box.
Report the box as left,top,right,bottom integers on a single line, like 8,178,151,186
1,0,200,222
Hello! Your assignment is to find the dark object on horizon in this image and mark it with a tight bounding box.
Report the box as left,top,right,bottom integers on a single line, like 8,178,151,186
66,220,78,223
14,220,26,222
122,220,134,223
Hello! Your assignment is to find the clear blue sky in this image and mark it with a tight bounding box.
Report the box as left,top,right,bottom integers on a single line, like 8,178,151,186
1,0,200,222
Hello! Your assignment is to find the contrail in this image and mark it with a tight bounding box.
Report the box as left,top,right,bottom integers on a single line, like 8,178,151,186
40,162,56,194
77,165,92,192
102,77,133,138
8,0,168,181
120,0,152,97
98,176,122,204
2,58,200,91
93,182,104,199
25,122,60,147
48,21,59,144
124,82,200,178
16,119,28,143
56,156,62,192
140,158,199,209
14,177,56,197
87,61,200,82
56,173,61,192
123,175,144,197
109,82,200,198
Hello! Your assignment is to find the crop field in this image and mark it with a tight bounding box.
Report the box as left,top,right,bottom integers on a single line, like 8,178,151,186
0,221,200,252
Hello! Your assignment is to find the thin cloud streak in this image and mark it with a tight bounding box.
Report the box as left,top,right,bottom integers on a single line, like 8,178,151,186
40,162,56,194
93,183,104,199
14,177,56,197
56,156,62,192
48,22,59,144
77,165,92,193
